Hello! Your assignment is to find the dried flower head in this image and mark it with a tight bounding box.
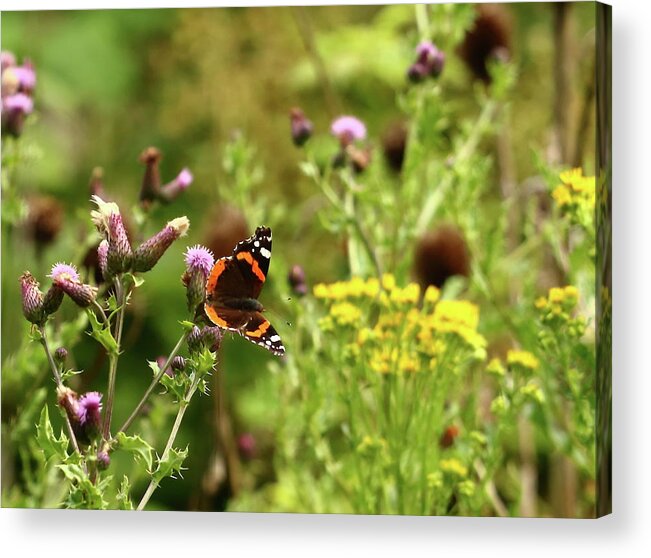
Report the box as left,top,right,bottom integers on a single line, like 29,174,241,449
459,3,512,83
26,195,63,251
139,146,162,206
413,225,470,290
381,121,408,173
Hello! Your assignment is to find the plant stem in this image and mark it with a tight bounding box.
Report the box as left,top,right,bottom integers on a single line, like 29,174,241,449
102,279,127,440
38,326,81,455
136,379,199,511
117,330,189,435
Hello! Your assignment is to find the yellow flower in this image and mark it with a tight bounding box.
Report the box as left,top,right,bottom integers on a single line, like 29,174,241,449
548,287,565,304
439,458,468,478
424,285,440,305
389,282,420,305
560,167,583,184
507,350,540,371
486,358,506,377
433,300,480,330
364,277,380,297
329,301,362,326
552,184,572,207
381,273,396,291
534,296,548,310
520,382,545,404
313,283,330,299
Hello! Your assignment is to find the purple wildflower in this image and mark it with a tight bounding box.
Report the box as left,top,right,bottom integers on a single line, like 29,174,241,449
416,41,438,61
19,271,44,324
290,107,313,147
77,391,102,425
97,240,109,279
237,433,257,461
171,356,186,373
201,326,223,352
331,115,367,146
77,391,103,440
54,347,68,364
13,62,36,92
49,262,98,307
407,40,445,83
91,196,133,275
187,326,203,354
3,92,33,114
160,167,193,203
185,245,214,276
287,264,307,297
1,51,16,72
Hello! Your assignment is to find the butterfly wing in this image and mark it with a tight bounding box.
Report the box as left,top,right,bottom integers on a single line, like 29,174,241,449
232,226,272,300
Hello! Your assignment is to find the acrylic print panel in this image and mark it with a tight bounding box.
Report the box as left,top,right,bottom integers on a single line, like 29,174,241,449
1,1,611,517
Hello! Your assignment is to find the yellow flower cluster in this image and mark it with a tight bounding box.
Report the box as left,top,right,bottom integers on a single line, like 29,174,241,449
551,168,596,229
535,285,579,314
314,275,486,375
439,458,468,478
506,350,540,371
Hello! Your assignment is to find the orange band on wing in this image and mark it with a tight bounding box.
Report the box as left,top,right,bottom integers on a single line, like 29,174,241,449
236,251,266,283
245,320,270,338
206,258,227,294
204,304,229,328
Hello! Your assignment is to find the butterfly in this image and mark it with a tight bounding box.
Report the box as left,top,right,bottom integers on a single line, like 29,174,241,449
204,226,285,356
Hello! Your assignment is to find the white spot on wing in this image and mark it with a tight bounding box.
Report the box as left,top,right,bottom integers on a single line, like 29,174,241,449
254,240,260,247
270,334,281,342
260,247,271,259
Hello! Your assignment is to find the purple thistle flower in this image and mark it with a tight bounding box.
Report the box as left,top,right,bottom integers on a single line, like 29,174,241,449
416,40,438,62
160,168,193,203
132,216,189,272
19,271,44,324
49,262,98,307
331,115,367,146
77,391,103,440
1,51,16,72
185,245,214,276
77,391,102,425
201,326,223,352
290,107,313,147
187,325,203,354
13,62,36,92
42,285,64,316
3,92,33,114
48,262,80,283
184,244,214,312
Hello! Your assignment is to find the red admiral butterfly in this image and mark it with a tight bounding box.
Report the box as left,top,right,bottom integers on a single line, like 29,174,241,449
204,226,285,356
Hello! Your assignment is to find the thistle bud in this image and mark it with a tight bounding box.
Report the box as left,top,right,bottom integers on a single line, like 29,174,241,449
42,285,64,316
132,216,190,272
90,196,133,275
160,168,193,203
48,262,98,308
171,356,186,373
20,271,44,324
187,326,203,354
289,107,313,147
139,147,162,207
54,347,68,365
331,115,367,148
2,93,33,137
201,326,223,352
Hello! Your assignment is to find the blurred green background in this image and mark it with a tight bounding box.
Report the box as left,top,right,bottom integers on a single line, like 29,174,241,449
1,3,597,511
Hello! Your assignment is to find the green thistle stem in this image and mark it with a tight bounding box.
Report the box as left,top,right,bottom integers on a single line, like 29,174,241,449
102,278,127,440
136,376,200,510
117,330,189,435
38,325,81,456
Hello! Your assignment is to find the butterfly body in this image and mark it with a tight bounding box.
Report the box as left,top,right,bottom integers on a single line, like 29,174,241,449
204,226,285,356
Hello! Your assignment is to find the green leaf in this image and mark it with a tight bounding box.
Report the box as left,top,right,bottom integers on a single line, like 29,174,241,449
12,387,47,442
116,475,134,510
60,368,83,382
36,406,69,463
58,463,109,509
179,320,196,332
153,447,188,484
123,272,145,290
86,309,119,355
115,432,154,472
